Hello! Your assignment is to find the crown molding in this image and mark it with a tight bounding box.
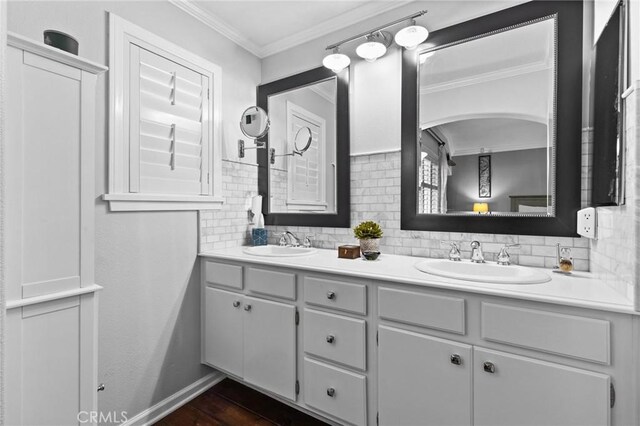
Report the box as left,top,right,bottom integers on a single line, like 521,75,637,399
169,0,413,58
168,0,263,57
259,1,413,57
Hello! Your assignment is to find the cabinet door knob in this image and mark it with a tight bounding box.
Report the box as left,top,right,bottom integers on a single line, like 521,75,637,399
450,354,462,365
326,387,336,397
244,304,252,312
483,361,496,374
327,291,336,300
326,334,336,344
233,301,241,308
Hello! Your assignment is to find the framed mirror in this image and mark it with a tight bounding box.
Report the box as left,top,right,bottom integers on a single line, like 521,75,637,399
592,0,626,206
257,66,350,227
401,0,583,236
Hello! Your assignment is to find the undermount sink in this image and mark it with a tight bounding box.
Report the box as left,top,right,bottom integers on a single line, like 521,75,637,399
243,245,317,257
415,258,551,284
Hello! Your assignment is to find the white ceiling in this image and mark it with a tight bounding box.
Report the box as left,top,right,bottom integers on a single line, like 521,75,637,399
168,0,413,58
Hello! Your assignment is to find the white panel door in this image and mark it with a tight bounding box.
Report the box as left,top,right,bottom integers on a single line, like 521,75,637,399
243,296,297,401
6,297,82,426
6,48,83,299
203,287,244,377
378,325,472,426
474,347,610,426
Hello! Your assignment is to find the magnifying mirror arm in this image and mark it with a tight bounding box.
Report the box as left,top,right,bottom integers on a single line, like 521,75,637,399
269,148,304,164
238,139,266,159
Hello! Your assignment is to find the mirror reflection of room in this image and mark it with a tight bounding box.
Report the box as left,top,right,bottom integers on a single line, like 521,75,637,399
268,78,337,214
418,18,555,216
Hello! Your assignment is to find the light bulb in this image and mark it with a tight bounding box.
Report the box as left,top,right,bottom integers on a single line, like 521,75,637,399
322,51,350,72
356,41,387,63
395,25,429,50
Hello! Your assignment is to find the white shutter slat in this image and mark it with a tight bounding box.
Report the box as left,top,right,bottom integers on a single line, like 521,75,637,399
140,134,202,158
140,149,202,169
140,93,202,126
140,162,201,181
140,120,201,145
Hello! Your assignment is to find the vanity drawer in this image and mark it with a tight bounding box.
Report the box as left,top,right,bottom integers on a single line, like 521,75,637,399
481,303,610,364
304,276,366,315
378,287,465,334
303,358,367,426
304,309,366,370
246,267,296,300
204,261,243,290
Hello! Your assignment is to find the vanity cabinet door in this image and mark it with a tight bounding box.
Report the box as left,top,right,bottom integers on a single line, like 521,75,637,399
243,296,297,401
378,325,472,426
203,287,244,377
474,347,610,426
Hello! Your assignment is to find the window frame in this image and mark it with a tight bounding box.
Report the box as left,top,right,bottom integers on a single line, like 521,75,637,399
104,13,223,211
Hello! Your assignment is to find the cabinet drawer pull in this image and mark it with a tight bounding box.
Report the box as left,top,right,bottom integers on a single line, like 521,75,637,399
450,354,462,365
326,334,336,344
483,361,496,374
244,304,252,312
327,291,336,300
232,301,241,308
326,387,336,397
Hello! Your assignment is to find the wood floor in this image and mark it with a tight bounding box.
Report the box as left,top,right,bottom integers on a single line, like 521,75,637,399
155,378,329,426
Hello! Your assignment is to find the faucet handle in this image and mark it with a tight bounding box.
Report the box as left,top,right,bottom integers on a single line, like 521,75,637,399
497,244,520,265
303,235,313,248
448,242,461,261
278,234,288,246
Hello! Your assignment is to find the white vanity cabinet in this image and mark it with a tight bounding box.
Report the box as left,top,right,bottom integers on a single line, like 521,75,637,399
473,347,609,426
201,255,638,426
378,325,473,426
377,286,616,426
202,262,297,401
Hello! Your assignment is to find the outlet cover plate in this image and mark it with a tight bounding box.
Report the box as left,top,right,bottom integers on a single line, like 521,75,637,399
577,207,597,239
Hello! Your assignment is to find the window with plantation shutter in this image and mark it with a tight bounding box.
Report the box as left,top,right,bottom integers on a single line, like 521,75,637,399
105,14,223,211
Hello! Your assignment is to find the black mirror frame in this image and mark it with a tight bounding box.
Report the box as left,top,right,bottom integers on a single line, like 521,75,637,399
401,0,583,237
257,66,350,227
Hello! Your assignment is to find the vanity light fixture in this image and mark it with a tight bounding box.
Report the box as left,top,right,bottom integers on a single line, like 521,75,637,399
322,47,351,72
356,31,392,62
322,10,428,71
395,20,430,50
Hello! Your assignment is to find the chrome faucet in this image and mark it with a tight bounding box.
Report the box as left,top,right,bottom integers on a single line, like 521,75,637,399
280,231,300,247
448,243,461,261
497,244,520,266
470,241,485,263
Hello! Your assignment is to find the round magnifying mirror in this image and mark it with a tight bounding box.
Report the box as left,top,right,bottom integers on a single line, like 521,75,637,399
240,106,270,139
294,126,312,154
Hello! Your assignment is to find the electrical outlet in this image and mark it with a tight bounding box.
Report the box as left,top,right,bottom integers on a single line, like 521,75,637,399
577,207,597,239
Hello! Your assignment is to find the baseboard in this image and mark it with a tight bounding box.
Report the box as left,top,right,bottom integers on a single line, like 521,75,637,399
122,371,226,426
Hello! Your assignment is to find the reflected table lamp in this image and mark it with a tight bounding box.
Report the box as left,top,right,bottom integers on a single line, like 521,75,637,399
473,202,489,214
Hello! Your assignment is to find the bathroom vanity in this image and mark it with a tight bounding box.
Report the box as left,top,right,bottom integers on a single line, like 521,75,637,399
200,248,638,426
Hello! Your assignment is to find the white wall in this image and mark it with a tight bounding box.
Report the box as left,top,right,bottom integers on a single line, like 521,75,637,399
7,0,261,421
0,1,6,422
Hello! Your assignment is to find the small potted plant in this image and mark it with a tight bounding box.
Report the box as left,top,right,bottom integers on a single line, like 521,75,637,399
353,220,383,259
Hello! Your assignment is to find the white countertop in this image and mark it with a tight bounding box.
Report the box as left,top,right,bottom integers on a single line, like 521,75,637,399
200,247,637,315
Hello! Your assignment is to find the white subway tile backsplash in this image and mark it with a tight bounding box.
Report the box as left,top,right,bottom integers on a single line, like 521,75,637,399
199,127,637,278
